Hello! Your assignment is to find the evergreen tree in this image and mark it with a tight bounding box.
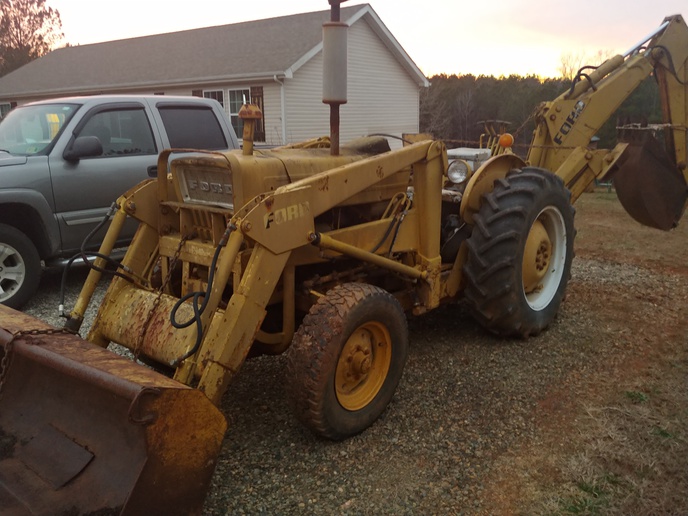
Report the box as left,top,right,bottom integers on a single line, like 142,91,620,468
419,73,660,153
0,0,63,77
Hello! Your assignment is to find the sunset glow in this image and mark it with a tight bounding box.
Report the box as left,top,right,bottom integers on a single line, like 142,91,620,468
49,0,686,79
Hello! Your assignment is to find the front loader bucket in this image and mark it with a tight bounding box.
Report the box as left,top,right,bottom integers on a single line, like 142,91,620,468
0,305,227,516
613,133,688,230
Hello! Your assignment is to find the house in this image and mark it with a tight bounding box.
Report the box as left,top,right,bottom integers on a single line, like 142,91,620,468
0,4,428,147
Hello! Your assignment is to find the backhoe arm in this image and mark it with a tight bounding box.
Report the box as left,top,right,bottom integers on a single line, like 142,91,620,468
527,14,688,229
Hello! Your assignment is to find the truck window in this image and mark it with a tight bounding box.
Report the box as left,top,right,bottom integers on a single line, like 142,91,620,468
0,103,78,155
78,108,157,157
157,106,228,150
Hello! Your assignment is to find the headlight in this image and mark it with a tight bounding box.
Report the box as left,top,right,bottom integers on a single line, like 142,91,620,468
447,159,472,184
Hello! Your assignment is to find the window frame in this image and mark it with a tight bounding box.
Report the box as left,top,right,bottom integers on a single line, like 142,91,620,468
203,90,224,108
0,103,11,120
227,88,251,139
72,103,158,159
156,103,229,150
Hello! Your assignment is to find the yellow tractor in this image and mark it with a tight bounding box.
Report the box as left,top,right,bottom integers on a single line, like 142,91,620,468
0,5,686,514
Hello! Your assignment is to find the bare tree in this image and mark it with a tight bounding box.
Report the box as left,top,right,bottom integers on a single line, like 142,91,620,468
558,49,615,82
420,79,451,138
558,51,586,81
0,0,63,77
455,87,475,143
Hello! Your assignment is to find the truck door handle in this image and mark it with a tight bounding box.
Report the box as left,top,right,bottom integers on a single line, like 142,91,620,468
147,166,157,177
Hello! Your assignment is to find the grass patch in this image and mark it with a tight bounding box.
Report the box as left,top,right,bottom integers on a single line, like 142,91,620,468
623,390,648,403
530,360,687,515
651,427,674,439
559,479,611,515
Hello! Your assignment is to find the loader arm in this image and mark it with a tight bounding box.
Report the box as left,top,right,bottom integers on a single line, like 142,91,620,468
0,137,447,514
527,14,688,228
190,139,447,403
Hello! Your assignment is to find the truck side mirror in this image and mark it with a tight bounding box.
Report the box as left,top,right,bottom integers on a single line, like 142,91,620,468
63,136,103,162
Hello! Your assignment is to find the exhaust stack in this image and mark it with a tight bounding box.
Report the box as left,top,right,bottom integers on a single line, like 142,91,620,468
323,0,349,155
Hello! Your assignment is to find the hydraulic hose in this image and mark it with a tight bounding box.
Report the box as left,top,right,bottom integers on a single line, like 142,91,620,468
59,202,133,317
169,223,235,366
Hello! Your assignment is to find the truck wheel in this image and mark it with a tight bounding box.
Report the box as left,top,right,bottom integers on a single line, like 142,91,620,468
286,283,408,440
463,167,575,337
0,224,41,309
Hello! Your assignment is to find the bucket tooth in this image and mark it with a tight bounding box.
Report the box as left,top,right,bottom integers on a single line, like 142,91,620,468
613,132,688,230
0,305,227,516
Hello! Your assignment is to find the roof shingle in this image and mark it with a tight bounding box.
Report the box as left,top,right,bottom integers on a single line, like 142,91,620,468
0,4,367,97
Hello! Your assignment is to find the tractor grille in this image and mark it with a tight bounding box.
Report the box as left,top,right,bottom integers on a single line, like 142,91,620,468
182,206,232,245
176,164,234,210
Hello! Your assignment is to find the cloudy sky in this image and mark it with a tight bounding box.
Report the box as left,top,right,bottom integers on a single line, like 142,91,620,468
48,0,686,78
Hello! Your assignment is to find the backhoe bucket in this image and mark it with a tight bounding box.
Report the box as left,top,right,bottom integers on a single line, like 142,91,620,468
0,305,227,516
613,132,688,230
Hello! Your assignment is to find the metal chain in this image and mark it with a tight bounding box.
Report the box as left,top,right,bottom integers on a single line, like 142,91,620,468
512,107,540,142
0,340,13,397
0,328,75,396
134,234,191,359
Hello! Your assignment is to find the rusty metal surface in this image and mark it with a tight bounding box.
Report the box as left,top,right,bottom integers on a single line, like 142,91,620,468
93,283,198,367
613,133,688,230
17,425,94,489
0,304,227,515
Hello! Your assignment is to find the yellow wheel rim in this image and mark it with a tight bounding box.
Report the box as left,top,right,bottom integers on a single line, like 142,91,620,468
335,321,392,411
522,219,552,294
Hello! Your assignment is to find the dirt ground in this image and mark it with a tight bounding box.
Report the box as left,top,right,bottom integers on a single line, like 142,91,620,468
481,190,688,515
20,189,686,515
199,190,687,515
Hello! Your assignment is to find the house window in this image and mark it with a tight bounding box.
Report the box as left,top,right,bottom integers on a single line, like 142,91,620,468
203,90,224,107
250,86,265,142
228,89,250,138
0,103,12,120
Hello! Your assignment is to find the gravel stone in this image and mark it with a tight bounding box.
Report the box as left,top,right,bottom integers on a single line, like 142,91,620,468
20,255,685,515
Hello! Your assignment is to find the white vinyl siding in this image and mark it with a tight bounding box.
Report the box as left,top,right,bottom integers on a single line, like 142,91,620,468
345,19,419,148
284,54,330,143
283,17,420,148
262,81,285,146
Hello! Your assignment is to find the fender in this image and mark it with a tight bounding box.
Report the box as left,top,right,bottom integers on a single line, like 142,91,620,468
0,189,61,257
459,153,527,225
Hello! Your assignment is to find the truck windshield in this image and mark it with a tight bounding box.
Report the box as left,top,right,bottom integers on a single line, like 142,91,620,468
0,103,79,156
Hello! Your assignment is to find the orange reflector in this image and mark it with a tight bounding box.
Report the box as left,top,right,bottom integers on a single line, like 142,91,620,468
499,133,515,148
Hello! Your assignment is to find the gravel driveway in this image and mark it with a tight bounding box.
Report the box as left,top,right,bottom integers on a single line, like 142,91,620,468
23,250,686,515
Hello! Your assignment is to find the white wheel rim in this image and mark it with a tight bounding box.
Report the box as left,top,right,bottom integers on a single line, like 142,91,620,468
0,243,27,303
523,206,567,311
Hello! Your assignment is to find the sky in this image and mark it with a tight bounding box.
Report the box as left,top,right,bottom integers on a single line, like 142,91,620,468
47,0,687,78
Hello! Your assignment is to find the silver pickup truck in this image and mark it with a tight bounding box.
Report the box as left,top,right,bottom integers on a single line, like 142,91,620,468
0,95,240,308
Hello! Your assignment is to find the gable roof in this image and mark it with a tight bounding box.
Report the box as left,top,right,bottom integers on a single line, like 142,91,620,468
0,4,428,101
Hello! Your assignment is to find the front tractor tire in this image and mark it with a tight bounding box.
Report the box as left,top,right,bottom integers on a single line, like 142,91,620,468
463,167,575,337
285,283,408,440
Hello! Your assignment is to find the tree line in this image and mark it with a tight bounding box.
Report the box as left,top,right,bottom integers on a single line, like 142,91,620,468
1,1,664,151
420,73,664,156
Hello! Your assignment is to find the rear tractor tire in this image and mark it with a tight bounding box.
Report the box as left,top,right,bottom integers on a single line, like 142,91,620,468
463,167,575,337
285,283,408,440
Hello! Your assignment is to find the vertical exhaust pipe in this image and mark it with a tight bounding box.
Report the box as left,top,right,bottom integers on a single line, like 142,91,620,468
323,1,349,155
